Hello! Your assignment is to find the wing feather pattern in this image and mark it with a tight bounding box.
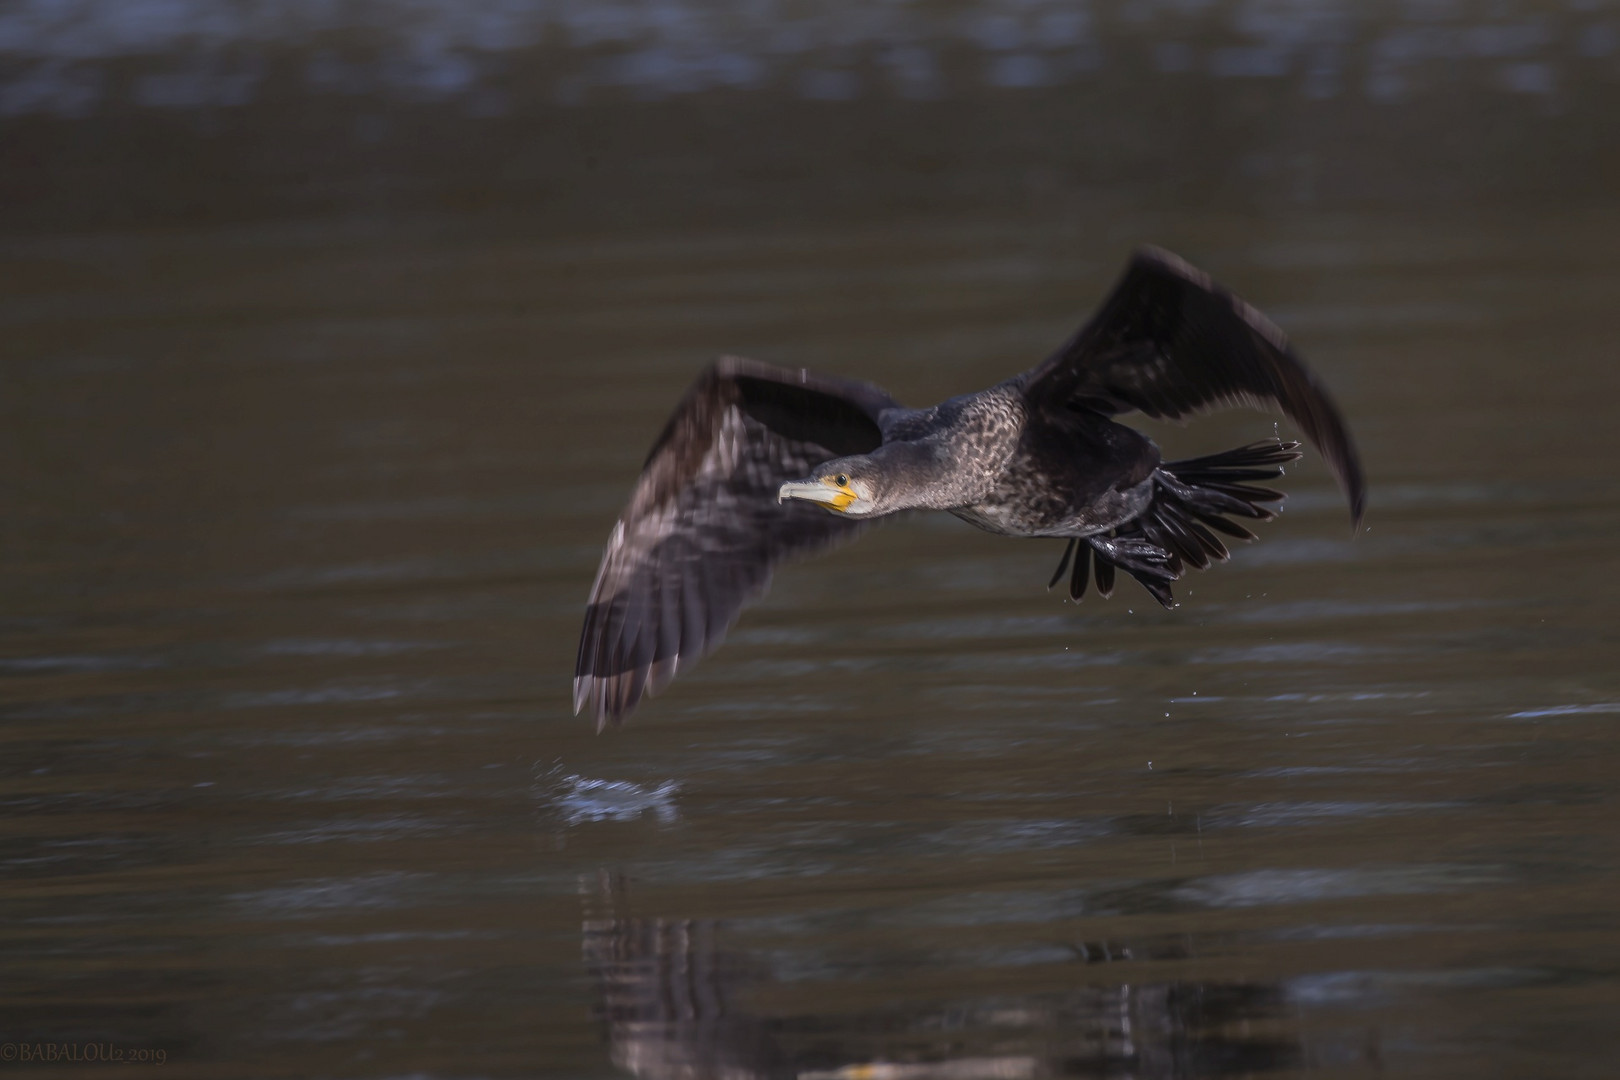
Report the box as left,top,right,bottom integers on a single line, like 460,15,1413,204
1026,247,1366,524
574,356,897,728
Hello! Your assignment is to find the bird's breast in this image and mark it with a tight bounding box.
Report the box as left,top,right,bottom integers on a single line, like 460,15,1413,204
951,469,1155,538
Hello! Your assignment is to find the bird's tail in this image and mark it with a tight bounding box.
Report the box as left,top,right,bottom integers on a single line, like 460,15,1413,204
1050,439,1301,608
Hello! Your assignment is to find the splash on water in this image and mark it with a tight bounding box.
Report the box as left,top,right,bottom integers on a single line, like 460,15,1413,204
538,764,680,826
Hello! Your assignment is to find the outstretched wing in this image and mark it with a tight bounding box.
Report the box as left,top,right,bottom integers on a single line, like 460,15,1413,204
1025,247,1366,524
575,356,898,728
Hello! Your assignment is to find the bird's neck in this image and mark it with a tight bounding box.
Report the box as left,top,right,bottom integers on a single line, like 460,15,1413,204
870,439,976,513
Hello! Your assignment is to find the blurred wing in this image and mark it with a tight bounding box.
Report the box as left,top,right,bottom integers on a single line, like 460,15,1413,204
575,356,898,728
1026,247,1366,524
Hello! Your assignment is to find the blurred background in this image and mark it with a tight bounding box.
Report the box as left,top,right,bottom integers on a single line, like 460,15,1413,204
4,2,1620,1078
5,0,1620,229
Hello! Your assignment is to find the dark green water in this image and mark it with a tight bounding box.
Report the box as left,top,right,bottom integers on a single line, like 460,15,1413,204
4,3,1620,1078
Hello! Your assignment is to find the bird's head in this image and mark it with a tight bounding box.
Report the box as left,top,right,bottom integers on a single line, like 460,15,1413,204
777,457,882,516
780,443,953,517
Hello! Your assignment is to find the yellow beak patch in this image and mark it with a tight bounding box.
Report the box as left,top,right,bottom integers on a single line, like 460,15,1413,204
823,482,856,512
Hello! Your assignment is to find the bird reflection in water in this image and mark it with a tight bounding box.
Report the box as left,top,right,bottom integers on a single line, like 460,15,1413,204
581,872,1300,1079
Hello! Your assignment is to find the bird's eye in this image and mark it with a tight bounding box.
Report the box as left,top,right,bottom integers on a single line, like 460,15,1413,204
835,474,849,487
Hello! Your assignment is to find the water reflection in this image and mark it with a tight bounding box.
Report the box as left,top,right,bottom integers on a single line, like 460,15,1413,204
581,872,1302,1080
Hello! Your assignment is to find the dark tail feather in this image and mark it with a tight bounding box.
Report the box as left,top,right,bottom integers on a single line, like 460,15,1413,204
1076,440,1302,610
1047,537,1094,601
1192,511,1259,542
1167,439,1301,481
1092,549,1116,598
1047,538,1076,590
1069,542,1091,601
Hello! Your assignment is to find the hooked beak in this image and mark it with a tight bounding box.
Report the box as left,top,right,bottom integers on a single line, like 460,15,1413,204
777,480,855,512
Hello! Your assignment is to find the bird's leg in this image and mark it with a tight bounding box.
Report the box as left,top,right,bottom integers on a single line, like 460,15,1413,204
1046,538,1077,591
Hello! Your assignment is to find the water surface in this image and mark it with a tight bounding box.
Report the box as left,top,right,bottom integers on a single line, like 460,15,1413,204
5,207,1619,1078
4,4,1620,1077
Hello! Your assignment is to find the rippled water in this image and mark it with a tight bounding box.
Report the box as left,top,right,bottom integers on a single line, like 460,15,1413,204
5,3,1620,1077
5,205,1619,1078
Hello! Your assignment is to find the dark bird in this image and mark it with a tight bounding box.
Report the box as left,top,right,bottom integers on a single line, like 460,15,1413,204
575,248,1365,728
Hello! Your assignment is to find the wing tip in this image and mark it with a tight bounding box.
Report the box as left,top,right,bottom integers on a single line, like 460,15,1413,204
1132,245,1209,288
1323,433,1369,532
1348,482,1368,531
573,673,626,732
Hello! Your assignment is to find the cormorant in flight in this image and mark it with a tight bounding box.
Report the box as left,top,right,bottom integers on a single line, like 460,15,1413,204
575,248,1365,728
